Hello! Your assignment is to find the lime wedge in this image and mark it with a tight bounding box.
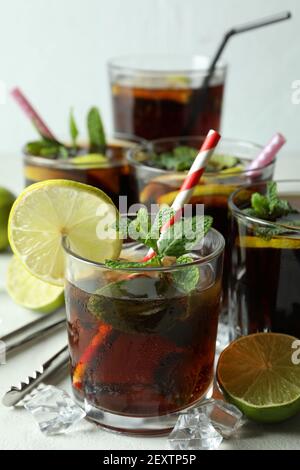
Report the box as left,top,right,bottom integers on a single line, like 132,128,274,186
217,333,300,423
72,153,107,166
8,180,122,286
6,255,64,313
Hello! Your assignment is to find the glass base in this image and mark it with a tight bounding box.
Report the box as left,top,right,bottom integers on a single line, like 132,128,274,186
73,384,213,436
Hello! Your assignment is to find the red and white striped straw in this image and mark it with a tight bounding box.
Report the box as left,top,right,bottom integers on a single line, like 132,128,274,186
247,132,286,174
11,87,57,141
143,129,221,261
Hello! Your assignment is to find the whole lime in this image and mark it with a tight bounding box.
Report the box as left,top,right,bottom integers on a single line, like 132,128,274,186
0,187,15,251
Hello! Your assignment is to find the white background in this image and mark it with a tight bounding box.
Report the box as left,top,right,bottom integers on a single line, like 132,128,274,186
0,0,299,158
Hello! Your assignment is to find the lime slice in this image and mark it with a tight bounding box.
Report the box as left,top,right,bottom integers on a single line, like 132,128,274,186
238,235,300,249
166,75,191,87
217,333,300,423
8,180,122,286
72,153,107,166
0,187,15,251
6,255,64,313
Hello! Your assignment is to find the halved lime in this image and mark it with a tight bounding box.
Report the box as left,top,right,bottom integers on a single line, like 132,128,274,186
217,333,300,423
8,180,122,286
6,255,64,313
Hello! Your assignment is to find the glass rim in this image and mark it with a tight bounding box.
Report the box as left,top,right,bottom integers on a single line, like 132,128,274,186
127,136,276,177
228,179,300,234
108,54,227,76
23,134,147,170
62,228,225,273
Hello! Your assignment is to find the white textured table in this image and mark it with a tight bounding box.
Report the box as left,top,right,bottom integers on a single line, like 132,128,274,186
1,152,300,450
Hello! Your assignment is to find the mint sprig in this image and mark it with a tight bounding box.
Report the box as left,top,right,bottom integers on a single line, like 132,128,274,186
105,208,213,292
243,182,299,239
245,182,297,222
149,146,239,172
171,255,200,293
26,106,107,159
105,256,161,270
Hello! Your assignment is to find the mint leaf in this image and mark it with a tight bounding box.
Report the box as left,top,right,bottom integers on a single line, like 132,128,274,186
255,225,286,241
247,182,298,223
251,193,270,219
149,147,240,172
158,215,213,257
58,145,69,159
171,255,199,293
128,208,152,246
206,154,238,172
105,256,161,270
69,108,79,148
150,146,197,171
87,107,106,152
145,207,175,251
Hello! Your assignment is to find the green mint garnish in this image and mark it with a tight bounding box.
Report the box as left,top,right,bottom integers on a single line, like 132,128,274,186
149,146,239,172
157,213,213,257
87,107,106,152
105,256,161,270
58,145,69,159
25,138,64,159
26,106,107,159
245,182,297,222
243,182,299,240
105,208,213,293
171,255,199,293
69,108,79,149
208,154,239,171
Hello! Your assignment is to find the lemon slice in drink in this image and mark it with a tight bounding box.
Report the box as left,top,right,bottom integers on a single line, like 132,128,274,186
157,184,237,205
238,236,300,250
217,333,300,423
6,255,64,313
8,180,122,286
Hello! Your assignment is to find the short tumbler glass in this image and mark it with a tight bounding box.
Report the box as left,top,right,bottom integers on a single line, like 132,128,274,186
63,230,224,435
109,54,226,139
229,180,300,340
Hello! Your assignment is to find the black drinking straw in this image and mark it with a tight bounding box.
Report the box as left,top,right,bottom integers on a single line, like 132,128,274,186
184,11,292,135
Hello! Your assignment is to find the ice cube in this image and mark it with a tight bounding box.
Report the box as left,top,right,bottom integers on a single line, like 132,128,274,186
168,412,223,450
24,384,87,436
197,399,245,438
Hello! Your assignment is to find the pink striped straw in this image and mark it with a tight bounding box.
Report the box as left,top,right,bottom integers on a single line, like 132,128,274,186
247,132,286,175
143,129,221,262
11,87,57,141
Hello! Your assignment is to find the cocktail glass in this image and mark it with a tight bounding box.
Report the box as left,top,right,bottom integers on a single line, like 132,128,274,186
63,229,224,434
23,134,142,209
109,55,226,139
229,180,300,339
